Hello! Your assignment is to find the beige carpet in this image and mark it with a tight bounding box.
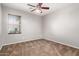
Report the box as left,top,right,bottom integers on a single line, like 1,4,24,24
0,39,79,56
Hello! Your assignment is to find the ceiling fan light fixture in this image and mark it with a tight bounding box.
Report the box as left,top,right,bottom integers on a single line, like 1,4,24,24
35,9,41,13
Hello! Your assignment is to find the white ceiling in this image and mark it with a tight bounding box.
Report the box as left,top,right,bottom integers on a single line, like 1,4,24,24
2,3,72,16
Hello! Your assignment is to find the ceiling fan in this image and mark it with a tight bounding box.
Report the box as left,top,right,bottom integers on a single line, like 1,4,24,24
27,3,49,13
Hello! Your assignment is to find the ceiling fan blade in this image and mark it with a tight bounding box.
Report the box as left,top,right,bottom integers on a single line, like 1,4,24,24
27,4,36,7
31,9,36,12
41,7,49,9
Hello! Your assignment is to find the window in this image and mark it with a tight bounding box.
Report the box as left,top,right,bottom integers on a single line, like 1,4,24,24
8,14,21,34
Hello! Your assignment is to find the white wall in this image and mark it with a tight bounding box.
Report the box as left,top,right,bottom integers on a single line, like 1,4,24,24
0,4,2,48
1,6,42,46
0,4,1,35
43,4,79,48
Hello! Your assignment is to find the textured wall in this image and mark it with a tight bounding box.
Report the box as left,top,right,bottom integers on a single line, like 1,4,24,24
0,39,79,56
